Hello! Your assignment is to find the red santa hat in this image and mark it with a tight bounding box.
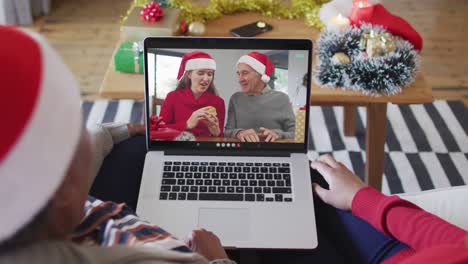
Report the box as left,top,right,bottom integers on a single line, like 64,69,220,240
0,26,82,242
177,51,216,80
349,4,423,51
237,52,275,83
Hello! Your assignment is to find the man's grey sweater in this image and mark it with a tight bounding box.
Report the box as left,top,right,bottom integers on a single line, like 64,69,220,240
224,85,295,139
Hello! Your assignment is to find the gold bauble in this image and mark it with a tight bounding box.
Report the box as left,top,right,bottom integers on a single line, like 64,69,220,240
360,30,397,57
331,52,350,65
188,21,206,36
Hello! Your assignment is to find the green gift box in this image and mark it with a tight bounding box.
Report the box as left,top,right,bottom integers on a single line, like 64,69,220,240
114,42,143,74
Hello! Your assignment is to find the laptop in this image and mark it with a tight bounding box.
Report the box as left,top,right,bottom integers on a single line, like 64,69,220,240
137,37,317,249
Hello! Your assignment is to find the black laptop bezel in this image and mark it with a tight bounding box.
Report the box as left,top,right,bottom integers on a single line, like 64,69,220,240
143,37,312,156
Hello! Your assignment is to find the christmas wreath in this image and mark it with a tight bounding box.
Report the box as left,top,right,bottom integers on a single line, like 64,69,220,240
314,24,420,95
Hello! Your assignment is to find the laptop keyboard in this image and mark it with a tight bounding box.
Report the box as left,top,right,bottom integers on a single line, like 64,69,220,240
159,161,293,202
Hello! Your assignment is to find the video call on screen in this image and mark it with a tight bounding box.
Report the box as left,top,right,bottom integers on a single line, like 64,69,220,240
147,49,309,144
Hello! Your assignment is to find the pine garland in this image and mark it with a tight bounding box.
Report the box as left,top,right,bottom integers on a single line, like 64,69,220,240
315,24,420,95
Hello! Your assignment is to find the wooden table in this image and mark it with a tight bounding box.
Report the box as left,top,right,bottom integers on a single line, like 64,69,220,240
100,13,433,190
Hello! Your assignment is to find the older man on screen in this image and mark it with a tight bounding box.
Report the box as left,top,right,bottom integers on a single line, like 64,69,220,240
224,52,295,142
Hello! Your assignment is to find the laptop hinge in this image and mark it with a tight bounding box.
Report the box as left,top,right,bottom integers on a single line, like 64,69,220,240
164,149,291,157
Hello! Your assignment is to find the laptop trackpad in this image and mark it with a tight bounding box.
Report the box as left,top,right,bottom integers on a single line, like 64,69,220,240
198,208,250,241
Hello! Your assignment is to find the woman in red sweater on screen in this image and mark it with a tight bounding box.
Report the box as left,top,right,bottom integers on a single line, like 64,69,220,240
159,51,225,138
308,154,468,264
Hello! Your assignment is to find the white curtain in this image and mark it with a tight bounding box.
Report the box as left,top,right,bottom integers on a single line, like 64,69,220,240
0,0,50,25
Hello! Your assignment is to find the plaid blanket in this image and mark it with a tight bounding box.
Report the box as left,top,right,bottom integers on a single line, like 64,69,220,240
71,196,191,253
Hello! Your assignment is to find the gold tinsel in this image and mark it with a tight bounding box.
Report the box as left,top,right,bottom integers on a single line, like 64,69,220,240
134,0,150,6
121,2,136,24
122,0,328,28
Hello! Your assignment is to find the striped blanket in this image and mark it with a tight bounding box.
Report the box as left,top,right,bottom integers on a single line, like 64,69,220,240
72,196,191,251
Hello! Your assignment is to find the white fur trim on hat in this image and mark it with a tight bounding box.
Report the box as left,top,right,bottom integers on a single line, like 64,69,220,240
237,55,270,83
261,75,271,83
0,30,82,242
185,58,216,71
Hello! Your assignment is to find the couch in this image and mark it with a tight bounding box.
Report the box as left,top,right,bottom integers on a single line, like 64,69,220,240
398,185,468,230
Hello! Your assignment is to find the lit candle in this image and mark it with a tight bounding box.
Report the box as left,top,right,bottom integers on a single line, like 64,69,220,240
353,0,372,8
327,13,350,32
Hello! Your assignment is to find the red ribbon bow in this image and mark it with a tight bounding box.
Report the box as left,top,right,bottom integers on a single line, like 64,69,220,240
140,2,164,23
149,116,182,141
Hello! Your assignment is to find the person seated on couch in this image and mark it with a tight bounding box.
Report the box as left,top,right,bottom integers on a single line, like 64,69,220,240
86,121,468,264
1,26,466,264
0,26,233,264
308,154,468,264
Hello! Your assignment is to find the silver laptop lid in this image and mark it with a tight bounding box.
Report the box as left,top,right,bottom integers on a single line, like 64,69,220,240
143,37,312,156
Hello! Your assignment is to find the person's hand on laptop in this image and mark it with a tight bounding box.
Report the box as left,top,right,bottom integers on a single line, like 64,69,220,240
311,154,366,211
236,129,260,142
127,123,145,136
259,127,279,142
187,228,229,261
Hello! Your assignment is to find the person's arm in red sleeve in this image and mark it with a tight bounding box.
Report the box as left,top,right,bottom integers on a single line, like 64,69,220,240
159,92,174,123
215,98,226,136
352,187,467,251
311,154,468,253
159,92,188,131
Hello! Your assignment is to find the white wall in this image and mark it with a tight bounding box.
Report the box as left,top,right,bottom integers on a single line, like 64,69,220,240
287,50,309,112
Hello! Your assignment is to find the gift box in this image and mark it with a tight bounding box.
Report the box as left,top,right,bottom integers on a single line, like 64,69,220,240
149,116,182,141
121,7,180,42
294,108,306,143
114,42,143,74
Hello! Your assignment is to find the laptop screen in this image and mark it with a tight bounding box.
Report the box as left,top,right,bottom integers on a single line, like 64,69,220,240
144,38,311,153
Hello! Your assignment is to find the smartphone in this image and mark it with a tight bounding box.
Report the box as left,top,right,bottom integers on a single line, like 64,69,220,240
230,20,273,37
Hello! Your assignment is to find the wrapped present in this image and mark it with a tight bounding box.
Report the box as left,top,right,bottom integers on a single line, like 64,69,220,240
114,41,143,74
121,7,180,42
294,108,306,143
149,116,182,141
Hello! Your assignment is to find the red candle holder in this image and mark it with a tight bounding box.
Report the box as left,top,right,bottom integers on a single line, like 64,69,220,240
350,0,375,26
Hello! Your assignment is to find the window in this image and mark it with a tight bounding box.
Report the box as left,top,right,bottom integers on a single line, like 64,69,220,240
273,68,288,94
155,54,182,99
